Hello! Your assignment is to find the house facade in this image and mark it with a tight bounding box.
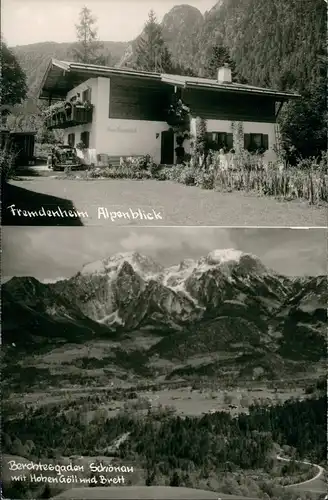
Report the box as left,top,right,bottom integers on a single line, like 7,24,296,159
39,60,300,166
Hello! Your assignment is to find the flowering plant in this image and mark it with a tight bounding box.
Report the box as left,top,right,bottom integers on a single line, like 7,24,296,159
43,100,93,119
43,101,66,118
166,95,190,130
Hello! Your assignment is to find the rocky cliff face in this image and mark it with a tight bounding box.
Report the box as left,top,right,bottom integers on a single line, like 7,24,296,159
118,0,325,88
2,249,326,379
46,249,288,329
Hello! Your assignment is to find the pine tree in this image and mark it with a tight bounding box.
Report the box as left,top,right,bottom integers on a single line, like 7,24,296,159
71,6,110,65
133,10,173,73
169,471,181,487
203,45,247,83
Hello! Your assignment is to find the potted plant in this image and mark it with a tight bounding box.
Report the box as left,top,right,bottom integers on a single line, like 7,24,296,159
64,101,73,118
82,100,93,111
76,141,86,151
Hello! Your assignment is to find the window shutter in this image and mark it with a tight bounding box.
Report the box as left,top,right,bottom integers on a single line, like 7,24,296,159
68,133,75,147
244,134,251,150
262,134,269,151
226,133,233,150
83,131,90,148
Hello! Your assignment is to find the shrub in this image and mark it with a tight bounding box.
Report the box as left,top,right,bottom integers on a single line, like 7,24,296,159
86,166,152,180
120,154,156,172
0,141,17,182
195,170,215,189
155,166,172,181
297,152,328,173
178,164,196,185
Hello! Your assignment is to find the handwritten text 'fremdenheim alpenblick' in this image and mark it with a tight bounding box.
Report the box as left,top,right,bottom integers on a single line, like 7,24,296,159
7,204,163,221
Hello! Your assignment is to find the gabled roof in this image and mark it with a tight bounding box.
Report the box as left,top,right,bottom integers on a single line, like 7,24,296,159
39,59,301,100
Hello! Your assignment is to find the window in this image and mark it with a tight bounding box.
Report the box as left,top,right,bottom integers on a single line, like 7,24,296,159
67,133,75,147
205,132,233,152
80,131,90,148
244,133,269,153
82,88,92,102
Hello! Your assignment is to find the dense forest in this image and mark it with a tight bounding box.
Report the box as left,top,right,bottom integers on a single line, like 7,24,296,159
2,395,326,498
3,396,325,464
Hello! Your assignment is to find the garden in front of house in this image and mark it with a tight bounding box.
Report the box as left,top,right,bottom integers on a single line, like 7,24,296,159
56,111,327,207
2,114,327,227
61,149,328,207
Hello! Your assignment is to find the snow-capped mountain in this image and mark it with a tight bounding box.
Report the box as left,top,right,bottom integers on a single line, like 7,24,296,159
2,250,326,378
18,249,286,332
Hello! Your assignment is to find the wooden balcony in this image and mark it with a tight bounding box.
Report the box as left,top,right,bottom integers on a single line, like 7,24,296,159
46,103,93,130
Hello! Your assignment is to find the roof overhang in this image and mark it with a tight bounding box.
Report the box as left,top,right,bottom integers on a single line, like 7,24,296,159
38,59,162,100
161,75,301,100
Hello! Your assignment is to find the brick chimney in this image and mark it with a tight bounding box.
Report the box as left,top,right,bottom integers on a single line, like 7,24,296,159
218,63,232,83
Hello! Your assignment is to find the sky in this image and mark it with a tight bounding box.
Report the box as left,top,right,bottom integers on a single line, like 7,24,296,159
2,0,217,47
2,227,326,282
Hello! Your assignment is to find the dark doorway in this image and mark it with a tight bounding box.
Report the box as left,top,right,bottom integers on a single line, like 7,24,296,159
161,128,174,165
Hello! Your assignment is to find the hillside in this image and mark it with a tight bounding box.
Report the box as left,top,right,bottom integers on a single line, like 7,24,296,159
11,41,128,96
118,0,325,91
2,250,326,389
12,0,325,96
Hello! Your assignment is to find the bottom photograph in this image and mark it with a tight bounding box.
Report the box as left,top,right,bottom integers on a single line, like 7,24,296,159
1,227,327,500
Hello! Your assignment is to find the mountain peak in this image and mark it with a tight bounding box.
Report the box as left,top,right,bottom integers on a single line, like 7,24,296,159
80,251,163,278
205,248,244,265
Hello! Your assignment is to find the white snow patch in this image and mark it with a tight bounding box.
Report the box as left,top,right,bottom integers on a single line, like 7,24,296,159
42,277,67,283
98,310,123,325
206,249,244,265
81,260,106,275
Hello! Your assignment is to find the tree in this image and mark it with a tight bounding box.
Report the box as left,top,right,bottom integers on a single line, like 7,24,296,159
133,10,173,73
0,41,27,106
203,45,247,83
194,116,208,154
279,57,327,161
71,6,110,65
169,471,181,487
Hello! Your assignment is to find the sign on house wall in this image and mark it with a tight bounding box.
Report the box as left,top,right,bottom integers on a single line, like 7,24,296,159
107,126,137,133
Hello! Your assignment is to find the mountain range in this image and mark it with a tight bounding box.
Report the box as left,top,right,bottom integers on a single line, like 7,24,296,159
2,250,326,383
10,0,325,97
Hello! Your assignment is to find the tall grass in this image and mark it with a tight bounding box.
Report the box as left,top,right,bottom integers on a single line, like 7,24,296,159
159,152,328,205
213,167,328,204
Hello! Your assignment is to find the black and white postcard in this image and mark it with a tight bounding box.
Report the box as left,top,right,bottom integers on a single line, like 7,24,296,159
1,0,327,499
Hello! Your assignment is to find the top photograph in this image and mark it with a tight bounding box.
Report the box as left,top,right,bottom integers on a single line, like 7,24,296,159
1,0,327,227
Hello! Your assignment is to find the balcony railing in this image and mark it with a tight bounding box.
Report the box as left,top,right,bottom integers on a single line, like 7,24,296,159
45,102,94,130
